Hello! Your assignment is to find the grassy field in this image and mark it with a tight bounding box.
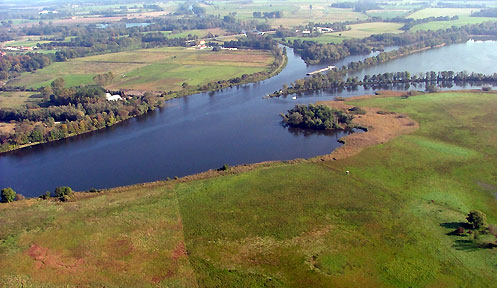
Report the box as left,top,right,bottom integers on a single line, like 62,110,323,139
8,47,274,92
281,22,404,44
0,91,41,109
1,91,497,286
408,8,481,19
410,16,497,31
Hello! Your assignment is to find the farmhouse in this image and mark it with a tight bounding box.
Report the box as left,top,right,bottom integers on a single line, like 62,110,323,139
105,93,122,101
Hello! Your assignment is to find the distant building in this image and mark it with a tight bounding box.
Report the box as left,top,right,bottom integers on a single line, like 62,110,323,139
316,27,334,33
106,93,122,101
302,30,311,34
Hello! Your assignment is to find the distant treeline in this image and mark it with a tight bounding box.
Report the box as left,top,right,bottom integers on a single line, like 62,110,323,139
286,21,497,64
252,11,284,18
331,1,380,12
270,68,497,97
0,53,54,80
472,8,497,18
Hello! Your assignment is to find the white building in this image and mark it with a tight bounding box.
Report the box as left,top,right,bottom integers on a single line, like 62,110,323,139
106,93,122,101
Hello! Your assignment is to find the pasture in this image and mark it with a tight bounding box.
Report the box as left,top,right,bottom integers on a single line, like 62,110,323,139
7,47,274,92
1,91,497,286
408,8,481,19
0,91,41,109
410,16,497,31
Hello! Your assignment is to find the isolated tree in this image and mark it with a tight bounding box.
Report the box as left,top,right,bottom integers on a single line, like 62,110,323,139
467,210,487,230
54,186,72,198
1,187,16,203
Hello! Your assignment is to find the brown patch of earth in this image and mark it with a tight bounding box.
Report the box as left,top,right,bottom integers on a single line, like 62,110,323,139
26,244,86,272
316,93,419,160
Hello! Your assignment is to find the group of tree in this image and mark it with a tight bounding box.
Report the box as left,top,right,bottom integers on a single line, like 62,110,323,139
0,78,164,152
252,11,283,19
0,53,54,80
472,8,497,18
331,1,380,12
281,104,353,130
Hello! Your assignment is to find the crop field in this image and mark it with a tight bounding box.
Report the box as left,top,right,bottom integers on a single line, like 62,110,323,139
201,0,366,27
1,91,497,286
408,8,481,19
0,91,41,109
366,9,410,19
8,47,274,92
410,16,497,32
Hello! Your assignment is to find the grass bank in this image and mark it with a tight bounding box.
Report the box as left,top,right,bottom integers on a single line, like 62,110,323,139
1,91,497,286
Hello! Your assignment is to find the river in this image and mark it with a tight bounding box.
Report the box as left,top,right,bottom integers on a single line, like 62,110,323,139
2,40,497,197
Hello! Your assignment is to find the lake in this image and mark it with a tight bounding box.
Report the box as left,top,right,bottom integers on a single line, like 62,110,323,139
1,41,496,197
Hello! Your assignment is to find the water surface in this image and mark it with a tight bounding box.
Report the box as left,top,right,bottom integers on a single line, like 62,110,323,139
2,41,496,197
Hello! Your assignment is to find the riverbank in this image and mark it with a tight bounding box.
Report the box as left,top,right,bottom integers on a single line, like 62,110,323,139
2,90,497,287
0,49,288,155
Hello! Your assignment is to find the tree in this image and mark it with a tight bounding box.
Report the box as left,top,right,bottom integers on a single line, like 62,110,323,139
54,186,72,198
467,210,487,230
1,187,16,203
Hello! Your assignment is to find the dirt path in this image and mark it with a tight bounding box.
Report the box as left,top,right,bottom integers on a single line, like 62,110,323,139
316,92,419,160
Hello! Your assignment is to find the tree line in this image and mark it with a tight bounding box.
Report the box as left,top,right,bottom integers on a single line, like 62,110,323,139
0,78,164,152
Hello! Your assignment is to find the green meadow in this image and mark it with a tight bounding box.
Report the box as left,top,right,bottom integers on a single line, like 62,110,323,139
1,91,497,286
7,47,274,92
410,16,497,32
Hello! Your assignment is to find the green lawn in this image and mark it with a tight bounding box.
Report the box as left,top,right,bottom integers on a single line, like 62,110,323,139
7,47,275,92
1,91,497,286
410,16,497,31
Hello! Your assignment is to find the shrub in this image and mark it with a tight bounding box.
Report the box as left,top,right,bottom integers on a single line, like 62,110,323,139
467,210,487,230
54,186,73,198
14,194,25,201
348,106,366,115
482,87,492,92
1,187,16,203
425,84,439,93
40,191,51,199
218,164,231,171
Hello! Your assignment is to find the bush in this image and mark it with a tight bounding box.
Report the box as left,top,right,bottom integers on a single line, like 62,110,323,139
40,191,51,199
425,84,439,93
348,106,366,115
14,194,25,201
54,186,72,198
1,187,16,203
482,87,492,92
467,210,487,230
218,164,231,171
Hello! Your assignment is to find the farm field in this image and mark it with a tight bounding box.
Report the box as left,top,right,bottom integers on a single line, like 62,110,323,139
7,47,275,92
408,8,481,19
281,22,404,44
2,91,497,286
410,16,497,32
0,91,41,109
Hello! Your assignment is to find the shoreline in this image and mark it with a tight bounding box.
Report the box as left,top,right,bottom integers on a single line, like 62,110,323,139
4,90,424,201
0,50,288,155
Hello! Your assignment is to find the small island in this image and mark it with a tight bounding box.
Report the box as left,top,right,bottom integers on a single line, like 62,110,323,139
281,104,353,130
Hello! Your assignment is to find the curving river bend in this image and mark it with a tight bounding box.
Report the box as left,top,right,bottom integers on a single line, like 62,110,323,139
2,40,497,197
